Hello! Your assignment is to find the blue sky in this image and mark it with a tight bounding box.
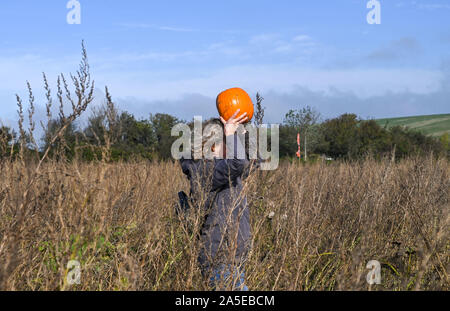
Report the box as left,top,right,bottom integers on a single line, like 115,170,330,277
1,0,449,130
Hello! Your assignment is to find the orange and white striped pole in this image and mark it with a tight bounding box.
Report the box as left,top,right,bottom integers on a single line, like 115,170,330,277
296,132,301,162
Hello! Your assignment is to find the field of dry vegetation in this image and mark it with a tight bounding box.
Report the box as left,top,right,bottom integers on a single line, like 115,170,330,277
0,155,448,291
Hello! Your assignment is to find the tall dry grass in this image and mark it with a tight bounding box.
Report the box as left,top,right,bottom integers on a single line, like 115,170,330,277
0,156,448,291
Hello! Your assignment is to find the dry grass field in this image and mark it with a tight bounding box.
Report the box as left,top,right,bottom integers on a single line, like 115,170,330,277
0,156,448,291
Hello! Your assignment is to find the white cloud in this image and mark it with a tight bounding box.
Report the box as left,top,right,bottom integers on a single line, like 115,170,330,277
249,34,280,44
118,23,239,34
367,37,421,61
157,26,196,32
1,55,447,130
248,33,316,56
396,1,450,10
417,3,450,10
293,35,311,42
0,53,79,93
273,44,292,53
96,50,205,63
119,23,196,32
2,50,441,103
113,75,450,123
92,64,443,103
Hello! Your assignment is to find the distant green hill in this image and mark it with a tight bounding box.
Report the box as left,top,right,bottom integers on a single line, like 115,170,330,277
375,114,450,137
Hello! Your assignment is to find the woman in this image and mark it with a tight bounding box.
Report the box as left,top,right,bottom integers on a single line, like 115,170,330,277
180,110,252,291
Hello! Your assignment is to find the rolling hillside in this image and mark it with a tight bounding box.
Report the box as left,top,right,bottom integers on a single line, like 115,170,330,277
375,113,450,137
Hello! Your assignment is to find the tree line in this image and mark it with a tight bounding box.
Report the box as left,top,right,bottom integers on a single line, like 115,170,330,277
279,107,449,161
1,101,448,162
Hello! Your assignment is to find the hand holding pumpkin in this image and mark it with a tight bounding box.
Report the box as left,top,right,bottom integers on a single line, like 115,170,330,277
216,87,254,123
220,109,248,136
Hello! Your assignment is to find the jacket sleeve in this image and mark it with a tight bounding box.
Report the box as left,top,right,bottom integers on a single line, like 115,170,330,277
211,134,246,190
180,158,196,179
242,158,262,180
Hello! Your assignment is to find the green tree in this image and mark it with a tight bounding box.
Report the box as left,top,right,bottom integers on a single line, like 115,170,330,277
385,126,445,159
113,112,156,160
0,126,16,158
149,113,180,160
317,114,360,159
279,124,299,159
42,118,79,160
357,119,390,156
83,108,158,161
283,106,321,160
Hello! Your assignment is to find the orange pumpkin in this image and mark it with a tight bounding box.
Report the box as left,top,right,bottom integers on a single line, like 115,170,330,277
216,87,254,123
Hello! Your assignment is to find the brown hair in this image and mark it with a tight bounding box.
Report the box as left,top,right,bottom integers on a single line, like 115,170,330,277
191,118,225,159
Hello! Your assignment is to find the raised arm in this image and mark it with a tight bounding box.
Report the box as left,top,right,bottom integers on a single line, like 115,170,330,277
211,133,247,190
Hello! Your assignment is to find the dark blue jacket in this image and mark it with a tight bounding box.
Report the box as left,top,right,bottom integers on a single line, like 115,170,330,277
180,134,252,272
